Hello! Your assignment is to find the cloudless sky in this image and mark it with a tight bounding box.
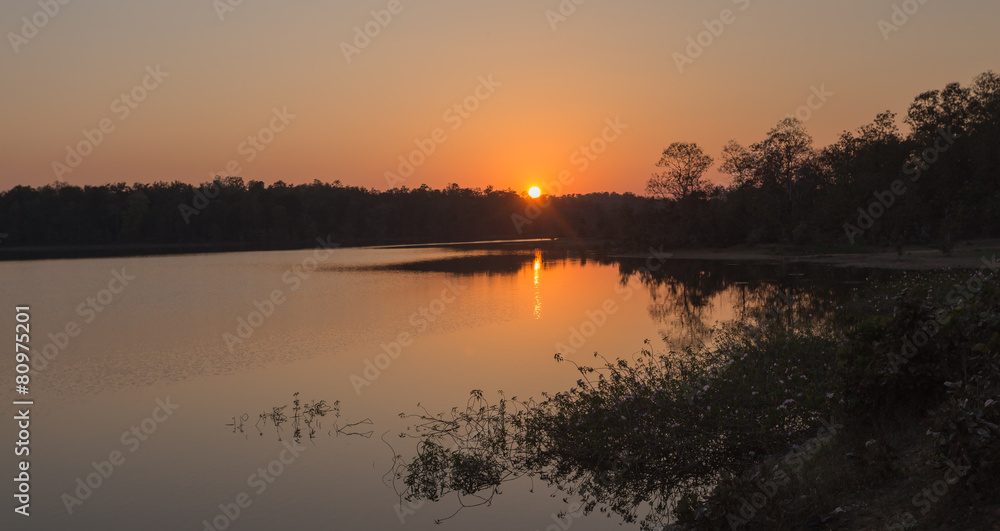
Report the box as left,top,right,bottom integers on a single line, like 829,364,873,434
1,0,997,194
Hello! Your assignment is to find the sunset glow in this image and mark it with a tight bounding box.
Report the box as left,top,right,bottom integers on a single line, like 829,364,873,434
3,2,1000,529
2,1,998,193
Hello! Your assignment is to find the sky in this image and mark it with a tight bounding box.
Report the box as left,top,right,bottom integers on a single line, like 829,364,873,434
1,0,998,195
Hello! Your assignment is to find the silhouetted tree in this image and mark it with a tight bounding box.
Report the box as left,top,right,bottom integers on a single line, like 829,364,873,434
2,72,998,257
646,142,714,200
719,140,756,187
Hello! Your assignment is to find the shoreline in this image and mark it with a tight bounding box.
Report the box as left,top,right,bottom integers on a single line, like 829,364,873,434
0,237,595,262
3,238,998,270
612,240,1000,271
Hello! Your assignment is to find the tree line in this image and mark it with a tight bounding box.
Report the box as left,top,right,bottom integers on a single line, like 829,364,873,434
0,179,654,255
1,71,997,256
644,71,1000,249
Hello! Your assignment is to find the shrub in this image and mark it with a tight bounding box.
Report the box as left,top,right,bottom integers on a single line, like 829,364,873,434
392,322,842,529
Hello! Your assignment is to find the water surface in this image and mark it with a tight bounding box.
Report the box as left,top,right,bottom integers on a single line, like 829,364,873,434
0,245,887,530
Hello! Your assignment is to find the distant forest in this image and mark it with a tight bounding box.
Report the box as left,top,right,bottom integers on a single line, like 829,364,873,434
1,72,997,256
0,179,654,253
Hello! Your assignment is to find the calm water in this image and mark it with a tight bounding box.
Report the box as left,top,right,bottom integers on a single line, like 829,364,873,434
1,245,884,530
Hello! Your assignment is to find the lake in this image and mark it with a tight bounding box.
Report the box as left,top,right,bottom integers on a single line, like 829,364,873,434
0,243,889,530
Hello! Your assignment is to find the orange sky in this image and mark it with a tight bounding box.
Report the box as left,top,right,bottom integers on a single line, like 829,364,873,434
2,0,998,194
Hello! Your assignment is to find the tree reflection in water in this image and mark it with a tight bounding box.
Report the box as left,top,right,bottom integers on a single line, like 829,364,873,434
614,258,882,350
385,253,891,529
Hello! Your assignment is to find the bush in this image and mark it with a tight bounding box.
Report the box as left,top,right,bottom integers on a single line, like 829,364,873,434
392,322,843,529
391,268,1000,528
839,269,1000,490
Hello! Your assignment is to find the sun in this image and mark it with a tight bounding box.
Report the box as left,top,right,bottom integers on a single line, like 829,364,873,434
528,186,542,198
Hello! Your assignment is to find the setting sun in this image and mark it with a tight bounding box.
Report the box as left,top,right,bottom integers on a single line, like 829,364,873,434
528,186,542,198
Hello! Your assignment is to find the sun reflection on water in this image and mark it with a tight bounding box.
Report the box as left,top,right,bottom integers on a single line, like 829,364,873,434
533,251,542,319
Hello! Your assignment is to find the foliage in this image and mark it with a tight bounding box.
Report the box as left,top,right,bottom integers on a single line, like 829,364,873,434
662,71,1000,247
927,337,1000,491
647,142,715,201
838,270,1000,418
390,266,1000,529
0,180,655,254
3,73,997,256
836,268,1000,493
390,320,843,528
